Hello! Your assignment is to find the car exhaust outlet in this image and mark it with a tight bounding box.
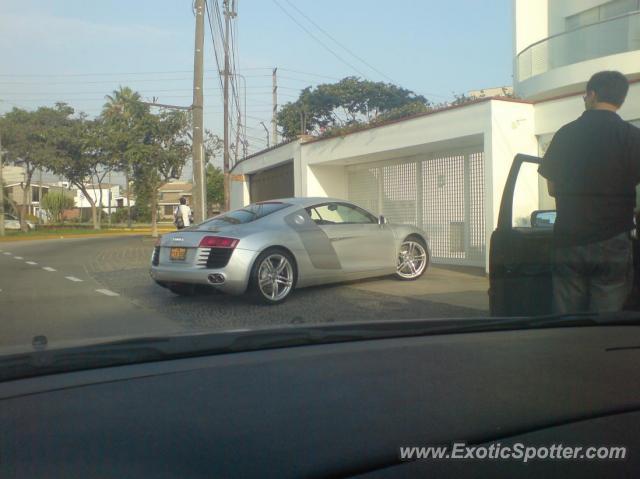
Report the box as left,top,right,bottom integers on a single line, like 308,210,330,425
208,273,225,284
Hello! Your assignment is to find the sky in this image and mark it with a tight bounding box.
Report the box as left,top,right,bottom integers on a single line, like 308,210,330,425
0,0,513,179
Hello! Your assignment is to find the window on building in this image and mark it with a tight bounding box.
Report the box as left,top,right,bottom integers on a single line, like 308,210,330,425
31,187,46,203
164,205,174,215
565,0,639,31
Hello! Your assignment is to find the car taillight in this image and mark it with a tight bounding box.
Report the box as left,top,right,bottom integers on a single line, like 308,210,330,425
199,236,239,248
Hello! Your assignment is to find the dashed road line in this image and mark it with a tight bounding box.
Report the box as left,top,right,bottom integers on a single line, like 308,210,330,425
65,276,83,282
42,267,57,272
96,288,119,297
25,261,38,265
14,256,24,260
3,252,11,256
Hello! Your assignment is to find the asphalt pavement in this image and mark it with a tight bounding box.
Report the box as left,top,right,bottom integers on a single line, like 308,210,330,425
0,235,488,352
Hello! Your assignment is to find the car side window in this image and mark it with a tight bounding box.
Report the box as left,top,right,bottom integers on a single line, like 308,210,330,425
306,203,376,225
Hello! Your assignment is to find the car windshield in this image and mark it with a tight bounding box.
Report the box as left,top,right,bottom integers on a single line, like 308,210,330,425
199,202,290,227
0,1,638,369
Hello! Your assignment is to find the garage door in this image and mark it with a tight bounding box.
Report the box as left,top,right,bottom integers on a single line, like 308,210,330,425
347,150,486,267
249,162,294,203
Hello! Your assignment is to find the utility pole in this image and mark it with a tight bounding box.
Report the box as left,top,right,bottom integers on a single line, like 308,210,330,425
107,170,112,227
38,168,42,223
272,67,278,145
222,0,236,212
0,132,5,237
192,0,206,222
125,171,131,228
260,121,270,147
234,109,241,165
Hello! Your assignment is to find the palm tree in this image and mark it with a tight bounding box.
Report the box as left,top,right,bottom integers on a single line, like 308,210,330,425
102,86,143,119
102,87,147,228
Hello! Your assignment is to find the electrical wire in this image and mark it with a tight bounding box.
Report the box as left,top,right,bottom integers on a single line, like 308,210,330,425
271,0,369,78
282,0,395,83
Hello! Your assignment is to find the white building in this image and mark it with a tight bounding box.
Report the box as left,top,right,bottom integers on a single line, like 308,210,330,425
70,183,130,212
230,0,640,270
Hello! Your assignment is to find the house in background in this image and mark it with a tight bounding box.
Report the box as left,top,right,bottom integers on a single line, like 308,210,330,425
158,181,193,221
71,183,122,212
230,0,640,271
4,181,74,220
1,165,26,185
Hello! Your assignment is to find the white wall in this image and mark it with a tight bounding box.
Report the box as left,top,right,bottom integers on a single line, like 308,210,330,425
75,185,120,209
534,81,640,135
301,102,491,166
514,0,640,99
305,165,348,198
518,50,640,100
514,0,549,54
485,100,538,268
230,177,251,208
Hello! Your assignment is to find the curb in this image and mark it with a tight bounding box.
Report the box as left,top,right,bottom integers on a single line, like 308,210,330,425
0,230,176,242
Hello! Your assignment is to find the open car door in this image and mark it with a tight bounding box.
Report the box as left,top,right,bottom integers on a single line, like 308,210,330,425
489,154,555,317
489,154,640,316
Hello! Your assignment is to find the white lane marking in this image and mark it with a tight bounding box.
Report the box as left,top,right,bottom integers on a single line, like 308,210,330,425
14,256,23,260
96,288,119,297
42,267,57,272
65,276,83,282
3,252,11,255
26,261,38,265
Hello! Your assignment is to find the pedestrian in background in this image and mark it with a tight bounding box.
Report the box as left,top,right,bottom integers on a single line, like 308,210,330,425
174,197,192,230
539,70,640,314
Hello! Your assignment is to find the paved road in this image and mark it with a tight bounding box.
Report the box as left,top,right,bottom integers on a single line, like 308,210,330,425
0,235,488,351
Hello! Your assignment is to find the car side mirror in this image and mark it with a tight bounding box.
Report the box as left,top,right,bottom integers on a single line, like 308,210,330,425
378,215,387,225
530,210,556,228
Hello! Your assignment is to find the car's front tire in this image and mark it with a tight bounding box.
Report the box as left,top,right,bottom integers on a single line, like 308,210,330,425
395,236,429,281
249,248,297,304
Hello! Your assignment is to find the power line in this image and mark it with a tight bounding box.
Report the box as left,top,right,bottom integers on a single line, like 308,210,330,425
271,0,369,78
282,0,395,83
204,0,225,94
279,68,341,80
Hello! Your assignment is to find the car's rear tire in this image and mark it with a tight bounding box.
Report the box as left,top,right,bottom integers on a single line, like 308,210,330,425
248,248,297,305
395,236,429,281
167,283,197,296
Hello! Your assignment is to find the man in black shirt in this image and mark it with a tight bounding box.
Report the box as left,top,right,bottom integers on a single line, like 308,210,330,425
539,71,640,314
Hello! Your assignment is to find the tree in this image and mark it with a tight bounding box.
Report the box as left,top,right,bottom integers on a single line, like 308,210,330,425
128,108,191,237
102,87,149,227
277,77,430,139
41,190,74,223
0,104,71,231
49,116,116,230
206,164,224,213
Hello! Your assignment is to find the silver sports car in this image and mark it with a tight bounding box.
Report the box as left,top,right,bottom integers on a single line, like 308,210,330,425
150,198,430,304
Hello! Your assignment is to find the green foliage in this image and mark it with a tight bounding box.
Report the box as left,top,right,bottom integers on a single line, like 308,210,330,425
206,164,224,208
111,206,150,224
0,103,74,230
277,77,430,139
41,191,75,223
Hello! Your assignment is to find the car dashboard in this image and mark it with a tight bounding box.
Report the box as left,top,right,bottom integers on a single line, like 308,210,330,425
2,325,640,478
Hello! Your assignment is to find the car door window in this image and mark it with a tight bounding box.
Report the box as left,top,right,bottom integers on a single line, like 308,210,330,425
306,203,375,225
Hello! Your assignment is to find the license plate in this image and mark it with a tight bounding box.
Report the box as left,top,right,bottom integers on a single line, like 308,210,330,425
170,247,187,261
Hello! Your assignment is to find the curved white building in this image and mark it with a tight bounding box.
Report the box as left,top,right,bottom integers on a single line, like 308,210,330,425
230,0,640,271
515,0,640,100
